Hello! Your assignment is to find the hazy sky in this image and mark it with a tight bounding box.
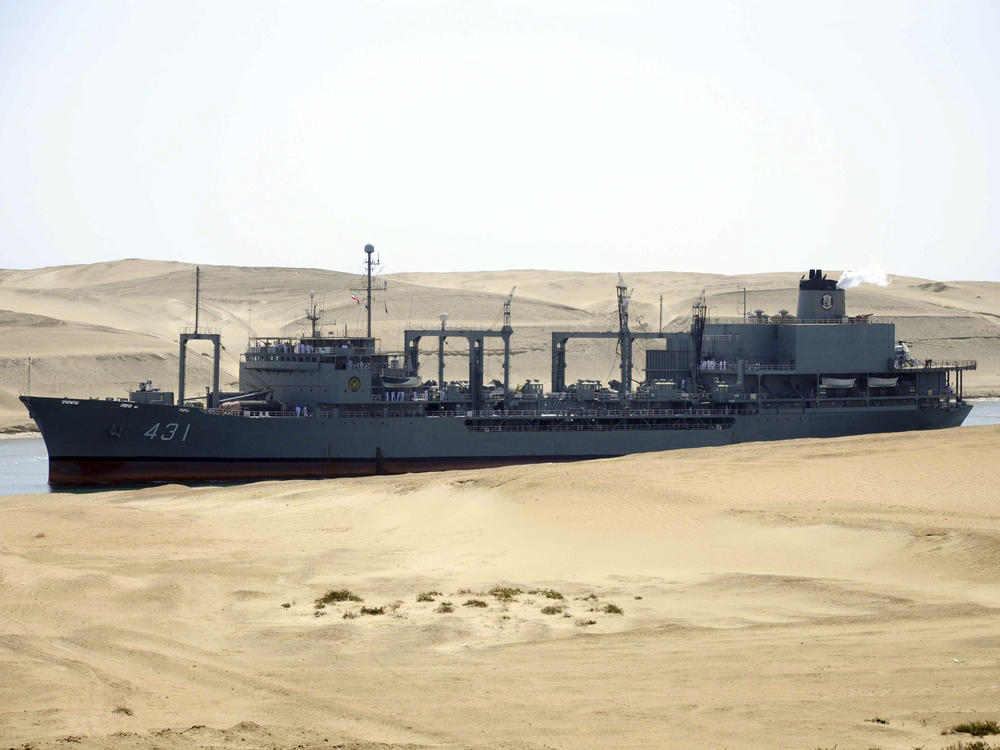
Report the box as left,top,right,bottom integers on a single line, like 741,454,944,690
1,1,998,280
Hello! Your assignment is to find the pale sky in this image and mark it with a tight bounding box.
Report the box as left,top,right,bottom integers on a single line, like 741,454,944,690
1,1,998,280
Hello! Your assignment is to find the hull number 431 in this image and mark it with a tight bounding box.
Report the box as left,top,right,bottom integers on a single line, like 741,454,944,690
144,423,191,441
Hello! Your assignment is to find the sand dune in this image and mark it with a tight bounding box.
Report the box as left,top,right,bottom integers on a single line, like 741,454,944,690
1,260,998,431
2,425,1000,748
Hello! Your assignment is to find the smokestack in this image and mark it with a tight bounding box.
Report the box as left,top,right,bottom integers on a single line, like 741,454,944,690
797,268,845,320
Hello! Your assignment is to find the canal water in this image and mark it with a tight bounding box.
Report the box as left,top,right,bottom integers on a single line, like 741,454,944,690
3,400,999,496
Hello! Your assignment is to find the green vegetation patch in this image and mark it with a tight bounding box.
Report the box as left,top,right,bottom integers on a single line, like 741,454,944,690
528,588,564,600
488,586,523,601
949,721,1000,737
315,589,363,605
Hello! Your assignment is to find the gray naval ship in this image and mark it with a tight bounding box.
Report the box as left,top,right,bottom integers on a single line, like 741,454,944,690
22,246,976,485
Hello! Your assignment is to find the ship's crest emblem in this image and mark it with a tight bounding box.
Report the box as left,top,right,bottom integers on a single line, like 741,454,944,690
821,293,833,310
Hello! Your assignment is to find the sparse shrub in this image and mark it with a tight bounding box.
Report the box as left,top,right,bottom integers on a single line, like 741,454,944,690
280,602,291,609
634,595,642,600
113,705,133,716
342,610,358,619
867,716,889,725
313,602,325,610
603,603,624,615
529,588,563,600
949,721,1000,737
416,591,441,602
941,742,998,750
314,610,326,617
575,619,597,627
359,606,384,616
315,589,363,605
540,605,565,615
489,586,522,601
577,593,598,601
464,599,488,608
457,588,482,595
435,602,454,613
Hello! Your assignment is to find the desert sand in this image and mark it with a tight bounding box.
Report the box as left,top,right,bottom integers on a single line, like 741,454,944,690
1,259,999,430
2,425,1000,748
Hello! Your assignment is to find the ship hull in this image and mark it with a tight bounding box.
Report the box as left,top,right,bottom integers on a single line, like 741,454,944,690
22,396,972,486
46,455,608,485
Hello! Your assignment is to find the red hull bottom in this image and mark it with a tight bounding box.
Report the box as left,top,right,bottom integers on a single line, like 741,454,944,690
48,455,600,486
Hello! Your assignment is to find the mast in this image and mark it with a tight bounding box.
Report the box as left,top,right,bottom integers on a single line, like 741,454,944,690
503,286,515,328
349,243,381,338
305,291,320,337
502,286,515,397
617,273,631,397
690,291,707,384
365,243,374,337
194,266,200,333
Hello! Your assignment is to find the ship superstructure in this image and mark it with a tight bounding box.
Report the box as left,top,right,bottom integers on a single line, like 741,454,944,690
22,249,975,485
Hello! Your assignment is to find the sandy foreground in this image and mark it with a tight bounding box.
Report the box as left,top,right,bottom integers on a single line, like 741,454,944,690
2,426,1000,749
2,260,999,430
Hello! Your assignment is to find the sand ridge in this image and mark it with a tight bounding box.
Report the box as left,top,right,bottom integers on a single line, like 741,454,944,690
2,425,1000,748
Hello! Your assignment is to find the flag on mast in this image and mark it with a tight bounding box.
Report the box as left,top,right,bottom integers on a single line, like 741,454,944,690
350,294,360,305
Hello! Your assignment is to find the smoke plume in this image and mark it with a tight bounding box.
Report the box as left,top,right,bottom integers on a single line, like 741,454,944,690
836,266,890,290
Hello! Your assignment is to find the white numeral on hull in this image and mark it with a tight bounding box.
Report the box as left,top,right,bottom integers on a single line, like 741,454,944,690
144,422,191,441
